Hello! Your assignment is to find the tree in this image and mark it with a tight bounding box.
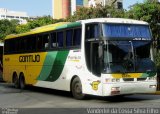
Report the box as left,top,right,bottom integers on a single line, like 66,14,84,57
66,4,125,22
16,16,64,34
125,2,160,41
0,19,19,40
145,0,159,3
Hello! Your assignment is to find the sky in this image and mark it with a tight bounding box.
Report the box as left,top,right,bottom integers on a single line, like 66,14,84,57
0,0,145,17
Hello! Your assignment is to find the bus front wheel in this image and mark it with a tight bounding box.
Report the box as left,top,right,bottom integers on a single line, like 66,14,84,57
71,77,85,100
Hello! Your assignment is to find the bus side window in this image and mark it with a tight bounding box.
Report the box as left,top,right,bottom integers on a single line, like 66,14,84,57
57,31,64,48
73,28,81,46
51,32,57,48
27,35,36,51
43,34,50,49
85,24,99,39
66,29,73,47
37,35,43,50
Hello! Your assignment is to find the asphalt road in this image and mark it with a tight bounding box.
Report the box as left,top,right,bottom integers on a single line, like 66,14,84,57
0,82,160,114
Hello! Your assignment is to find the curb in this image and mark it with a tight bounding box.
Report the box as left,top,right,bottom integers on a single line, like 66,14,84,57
155,91,160,95
146,91,160,95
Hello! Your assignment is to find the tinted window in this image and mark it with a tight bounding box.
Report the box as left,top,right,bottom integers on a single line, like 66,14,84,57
73,28,81,46
102,24,151,39
43,34,50,49
27,36,36,51
51,32,57,48
37,35,43,50
66,29,73,47
85,24,99,39
57,32,64,48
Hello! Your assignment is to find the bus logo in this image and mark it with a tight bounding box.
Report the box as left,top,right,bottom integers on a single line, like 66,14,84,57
90,81,100,91
19,54,40,62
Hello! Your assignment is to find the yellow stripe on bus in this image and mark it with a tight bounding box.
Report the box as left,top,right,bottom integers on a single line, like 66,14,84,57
112,73,143,78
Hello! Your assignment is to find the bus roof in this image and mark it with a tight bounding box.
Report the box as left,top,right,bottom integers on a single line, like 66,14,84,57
5,21,81,40
78,18,149,25
5,18,149,40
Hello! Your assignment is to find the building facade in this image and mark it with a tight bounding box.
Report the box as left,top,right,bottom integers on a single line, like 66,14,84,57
0,8,29,24
90,0,123,9
53,0,88,19
52,0,123,19
52,0,70,19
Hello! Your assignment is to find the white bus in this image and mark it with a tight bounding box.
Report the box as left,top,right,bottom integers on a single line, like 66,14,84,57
3,18,157,99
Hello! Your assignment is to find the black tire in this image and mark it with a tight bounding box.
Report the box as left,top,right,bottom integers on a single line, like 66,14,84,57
71,77,85,100
13,73,19,89
19,74,25,90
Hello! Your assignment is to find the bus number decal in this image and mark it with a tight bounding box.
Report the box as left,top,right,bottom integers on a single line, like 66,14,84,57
122,73,131,78
90,81,100,91
19,54,40,62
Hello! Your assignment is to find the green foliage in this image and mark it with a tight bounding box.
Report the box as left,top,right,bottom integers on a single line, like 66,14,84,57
16,24,30,34
0,19,19,39
154,51,160,70
16,16,64,34
66,4,125,22
125,2,160,39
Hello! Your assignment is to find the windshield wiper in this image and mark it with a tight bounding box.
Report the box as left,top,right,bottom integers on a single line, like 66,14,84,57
122,41,136,72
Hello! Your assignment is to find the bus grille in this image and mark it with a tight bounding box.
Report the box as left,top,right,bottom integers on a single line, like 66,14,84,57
137,78,147,81
122,78,147,82
123,78,134,81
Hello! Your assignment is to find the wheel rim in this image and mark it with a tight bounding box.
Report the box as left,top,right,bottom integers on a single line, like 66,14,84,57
20,79,24,88
14,76,18,88
75,83,82,95
20,77,25,89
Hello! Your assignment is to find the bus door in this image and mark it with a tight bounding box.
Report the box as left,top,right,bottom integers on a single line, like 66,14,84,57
90,42,101,77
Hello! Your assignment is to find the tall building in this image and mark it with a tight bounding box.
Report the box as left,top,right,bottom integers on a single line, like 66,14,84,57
52,0,71,19
93,0,123,9
0,8,29,24
52,0,88,19
52,0,123,19
71,0,88,15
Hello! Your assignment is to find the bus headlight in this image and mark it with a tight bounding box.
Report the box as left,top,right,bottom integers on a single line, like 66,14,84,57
111,87,120,91
112,78,120,82
106,78,120,82
149,85,156,88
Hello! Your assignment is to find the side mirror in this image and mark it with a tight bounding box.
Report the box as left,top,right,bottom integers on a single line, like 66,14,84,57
98,45,103,58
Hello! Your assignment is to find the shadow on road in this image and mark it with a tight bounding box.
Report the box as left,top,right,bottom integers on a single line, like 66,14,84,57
25,85,73,98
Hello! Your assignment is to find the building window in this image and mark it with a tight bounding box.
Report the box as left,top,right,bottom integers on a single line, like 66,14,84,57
117,2,123,9
1,15,5,17
76,0,83,6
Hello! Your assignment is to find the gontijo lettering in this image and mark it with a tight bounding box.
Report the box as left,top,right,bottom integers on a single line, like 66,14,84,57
19,54,40,62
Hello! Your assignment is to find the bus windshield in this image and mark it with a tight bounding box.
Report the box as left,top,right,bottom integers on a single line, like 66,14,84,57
102,41,156,73
101,23,156,73
102,24,151,40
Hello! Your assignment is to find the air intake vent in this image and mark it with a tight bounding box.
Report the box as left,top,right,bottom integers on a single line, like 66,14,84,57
123,78,134,81
137,78,147,81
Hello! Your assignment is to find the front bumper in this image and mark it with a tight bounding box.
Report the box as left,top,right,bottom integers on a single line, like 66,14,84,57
102,81,157,96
